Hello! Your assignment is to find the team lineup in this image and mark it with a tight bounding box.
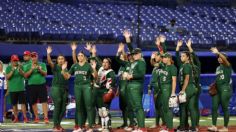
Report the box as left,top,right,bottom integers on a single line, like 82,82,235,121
2,30,233,132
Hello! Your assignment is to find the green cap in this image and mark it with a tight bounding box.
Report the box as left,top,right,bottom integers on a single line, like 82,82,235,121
131,48,142,55
161,53,172,58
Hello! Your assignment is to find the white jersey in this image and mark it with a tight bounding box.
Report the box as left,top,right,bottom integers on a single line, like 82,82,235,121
0,72,7,90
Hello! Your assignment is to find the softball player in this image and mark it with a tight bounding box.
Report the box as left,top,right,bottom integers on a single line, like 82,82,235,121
159,53,177,131
62,51,97,132
208,47,232,132
176,40,198,131
46,46,69,131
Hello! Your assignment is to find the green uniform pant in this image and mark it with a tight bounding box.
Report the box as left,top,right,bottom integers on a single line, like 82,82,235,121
74,84,93,128
212,85,232,127
91,87,97,125
51,85,68,127
179,84,198,128
119,80,128,126
127,82,145,127
153,85,164,126
95,88,112,126
161,84,173,129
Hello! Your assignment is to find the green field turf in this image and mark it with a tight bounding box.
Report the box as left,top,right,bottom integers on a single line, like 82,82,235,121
1,116,236,129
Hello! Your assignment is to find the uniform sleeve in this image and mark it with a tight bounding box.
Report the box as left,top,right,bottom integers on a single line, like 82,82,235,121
115,55,128,67
5,66,11,74
191,52,201,69
132,60,146,80
68,64,75,75
127,42,133,52
175,51,181,69
183,65,191,76
41,63,47,72
171,65,177,77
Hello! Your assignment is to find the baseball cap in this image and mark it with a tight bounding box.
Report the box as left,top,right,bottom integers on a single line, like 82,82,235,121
23,51,31,56
11,54,19,61
31,52,38,57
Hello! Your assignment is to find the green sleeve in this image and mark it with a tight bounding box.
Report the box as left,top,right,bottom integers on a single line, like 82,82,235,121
127,42,133,52
5,66,11,74
183,65,191,75
115,55,128,67
161,42,167,53
41,63,47,72
132,60,146,80
171,65,177,76
108,71,116,88
68,64,75,74
175,51,181,69
191,52,201,68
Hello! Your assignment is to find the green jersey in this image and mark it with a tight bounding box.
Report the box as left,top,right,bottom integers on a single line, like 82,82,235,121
22,60,32,81
129,59,146,83
52,64,69,86
115,56,131,80
160,64,177,85
24,62,47,85
6,65,25,92
69,62,94,85
179,63,194,86
216,64,232,86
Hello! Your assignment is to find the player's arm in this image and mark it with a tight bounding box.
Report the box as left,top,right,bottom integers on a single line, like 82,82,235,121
46,46,55,68
186,39,201,67
159,35,167,54
71,42,78,64
123,30,133,52
115,43,128,67
175,40,183,68
91,61,98,80
211,47,231,66
171,66,177,95
24,65,34,78
181,66,190,92
150,52,157,66
61,62,71,80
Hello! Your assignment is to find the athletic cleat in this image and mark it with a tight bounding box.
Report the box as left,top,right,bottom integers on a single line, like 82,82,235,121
73,127,82,132
34,117,40,123
86,128,93,132
124,126,133,131
218,127,228,132
188,127,197,132
44,117,49,124
207,126,218,132
23,117,29,123
58,125,65,131
13,117,19,123
53,126,62,132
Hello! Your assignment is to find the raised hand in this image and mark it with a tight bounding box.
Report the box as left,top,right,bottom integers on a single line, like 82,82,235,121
46,46,52,54
159,35,166,43
84,42,92,52
177,40,183,47
91,45,97,55
210,47,219,54
71,42,77,51
151,52,157,59
123,29,132,38
91,60,97,70
155,37,161,46
62,61,68,70
117,43,125,53
186,38,192,48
